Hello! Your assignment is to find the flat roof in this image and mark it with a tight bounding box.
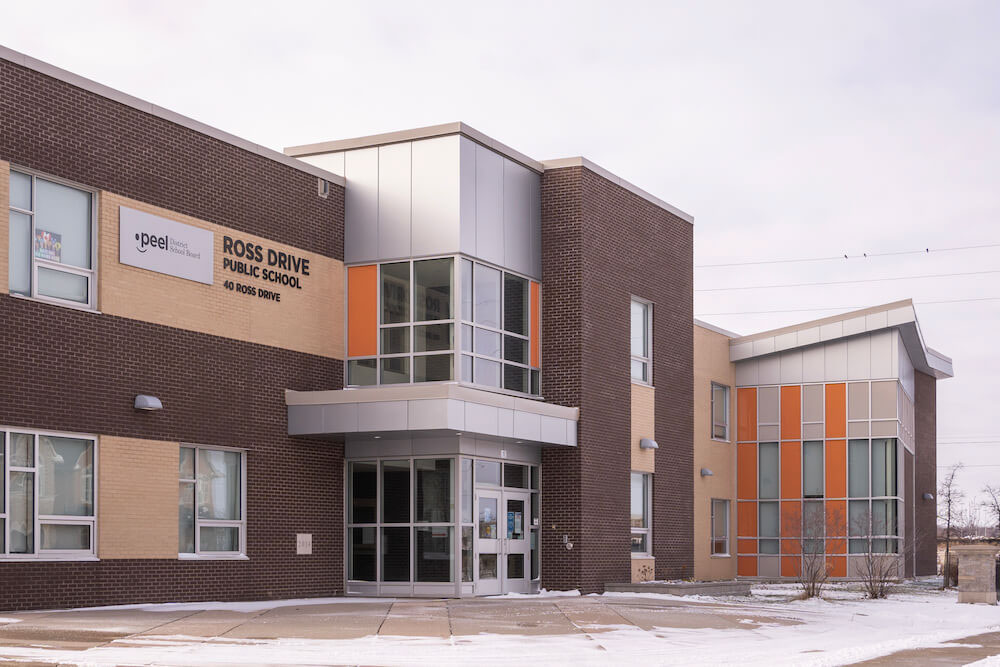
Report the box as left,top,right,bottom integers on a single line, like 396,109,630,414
285,122,694,224
0,44,345,187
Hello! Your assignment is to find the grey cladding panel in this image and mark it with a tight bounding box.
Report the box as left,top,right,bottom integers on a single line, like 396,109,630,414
475,144,504,266
344,147,379,263
412,136,461,257
459,136,478,256
503,160,534,277
377,142,412,260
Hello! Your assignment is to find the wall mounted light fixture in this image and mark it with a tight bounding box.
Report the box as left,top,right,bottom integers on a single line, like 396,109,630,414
133,394,163,411
700,468,714,477
923,492,935,500
639,438,658,450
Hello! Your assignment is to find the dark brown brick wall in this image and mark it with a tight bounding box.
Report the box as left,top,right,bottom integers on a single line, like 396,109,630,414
914,371,938,576
0,293,344,612
540,166,693,593
0,57,343,260
904,448,915,578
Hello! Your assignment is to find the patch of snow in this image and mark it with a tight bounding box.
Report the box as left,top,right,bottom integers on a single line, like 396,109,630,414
0,618,21,624
31,597,393,615
485,589,581,599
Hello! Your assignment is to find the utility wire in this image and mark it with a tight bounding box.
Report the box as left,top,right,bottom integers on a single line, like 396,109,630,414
696,269,1000,293
694,296,1000,317
696,242,1000,269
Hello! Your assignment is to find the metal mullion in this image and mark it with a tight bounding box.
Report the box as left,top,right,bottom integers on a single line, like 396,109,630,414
32,434,39,556
33,258,92,277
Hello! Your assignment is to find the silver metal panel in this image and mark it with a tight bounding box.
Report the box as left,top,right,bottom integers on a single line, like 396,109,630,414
300,151,345,178
802,346,825,383
758,355,780,385
459,136,478,256
870,329,893,379
513,411,541,441
802,423,824,440
847,334,872,380
498,408,514,438
475,144,504,266
529,172,542,280
848,421,870,438
325,403,359,432
344,147,379,263
377,142,412,260
464,402,499,436
288,405,324,435
566,421,578,446
824,340,848,382
540,416,567,445
779,350,802,384
502,159,533,277
407,399,457,431
412,136,461,257
734,359,758,387
758,424,780,441
358,400,408,431
412,439,461,456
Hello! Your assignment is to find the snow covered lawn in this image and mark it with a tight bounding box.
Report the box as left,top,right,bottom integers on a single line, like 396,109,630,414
0,579,996,666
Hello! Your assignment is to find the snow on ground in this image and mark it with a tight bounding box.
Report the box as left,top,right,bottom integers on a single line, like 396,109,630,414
0,580,996,666
485,589,582,599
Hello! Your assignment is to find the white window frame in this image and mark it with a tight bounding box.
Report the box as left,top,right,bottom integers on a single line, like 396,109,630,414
178,444,247,560
710,498,730,556
0,428,98,561
630,297,653,385
8,167,98,311
630,471,652,557
711,382,730,441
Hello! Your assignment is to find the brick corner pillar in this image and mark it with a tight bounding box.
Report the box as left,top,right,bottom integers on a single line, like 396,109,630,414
914,370,938,576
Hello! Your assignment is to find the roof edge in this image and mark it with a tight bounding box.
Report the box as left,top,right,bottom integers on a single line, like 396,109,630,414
0,43,345,187
694,318,741,338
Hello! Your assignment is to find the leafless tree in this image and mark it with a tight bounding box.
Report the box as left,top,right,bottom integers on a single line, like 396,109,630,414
796,502,832,598
983,485,1000,538
938,463,964,587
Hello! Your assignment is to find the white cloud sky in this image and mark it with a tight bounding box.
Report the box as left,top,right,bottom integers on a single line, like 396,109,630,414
2,0,998,510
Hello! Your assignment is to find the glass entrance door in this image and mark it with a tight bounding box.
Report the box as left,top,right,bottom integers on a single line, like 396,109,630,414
475,489,531,594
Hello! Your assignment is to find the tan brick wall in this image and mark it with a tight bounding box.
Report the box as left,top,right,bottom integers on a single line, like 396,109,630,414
0,161,9,294
693,323,737,580
631,383,655,473
98,436,179,559
98,193,344,359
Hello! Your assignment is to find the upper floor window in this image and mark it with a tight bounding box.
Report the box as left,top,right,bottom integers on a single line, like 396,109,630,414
711,498,730,555
711,382,729,440
8,169,96,309
179,446,245,557
630,298,652,384
1,429,96,559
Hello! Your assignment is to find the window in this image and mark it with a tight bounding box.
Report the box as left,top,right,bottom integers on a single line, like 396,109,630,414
179,446,245,556
758,442,779,499
871,438,897,497
802,441,824,498
0,430,96,558
711,499,729,555
8,169,96,308
630,298,652,383
711,383,729,440
460,259,540,395
758,501,779,554
630,472,651,554
848,439,869,498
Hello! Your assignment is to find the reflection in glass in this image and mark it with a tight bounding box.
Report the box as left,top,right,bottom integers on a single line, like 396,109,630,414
414,324,452,352
351,461,377,524
461,459,473,524
631,533,646,553
531,530,539,579
197,449,241,520
413,354,453,382
179,482,195,553
503,364,527,393
503,336,526,364
380,357,410,384
630,300,648,357
179,446,195,479
461,354,473,382
37,267,88,303
381,327,410,354
758,501,779,537
849,439,869,498
630,472,647,528
349,359,378,386
507,553,525,579
416,459,453,523
35,178,92,269
462,526,473,582
9,211,31,295
849,499,869,537
414,258,452,322
474,328,501,359
40,524,89,550
461,259,473,321
10,472,34,554
382,527,410,581
11,170,32,210
382,460,410,523
416,526,453,582
475,460,501,486
803,441,824,498
381,262,410,324
474,357,501,388
479,497,498,539
503,273,528,335
11,432,33,467
200,526,239,551
473,264,501,328
871,439,897,497
38,436,93,516
479,553,498,579
503,464,528,489
758,442,779,499
350,527,376,581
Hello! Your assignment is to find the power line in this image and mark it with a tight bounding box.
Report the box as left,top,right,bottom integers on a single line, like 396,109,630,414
694,296,1000,317
696,269,1000,293
938,464,1000,468
696,242,1000,269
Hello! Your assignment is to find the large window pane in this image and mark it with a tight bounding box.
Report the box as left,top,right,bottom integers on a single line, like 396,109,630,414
759,501,779,537
473,264,501,328
9,211,31,295
348,359,377,386
461,459,473,524
381,262,410,324
631,533,647,553
380,357,410,384
350,527,376,581
10,472,34,554
179,482,195,553
11,432,33,467
414,354,453,382
479,497,498,539
503,273,528,335
871,439,897,497
11,170,32,210
461,259,473,321
504,464,528,489
197,449,241,520
503,364,527,393
350,461,377,524
803,441,824,498
381,527,410,581
803,500,824,538
872,499,897,536
504,335,526,364
415,459,453,523
849,499,869,537
461,354,473,382
200,526,239,552
630,359,647,383
416,526,453,582
37,267,88,304
414,258,452,322
34,178,92,269
849,439,869,497
475,460,501,486
711,384,728,439
630,300,648,357
179,447,195,479
758,442,779,499
474,328,501,359
630,472,648,528
414,324,452,353
381,327,410,354
712,499,729,554
474,357,501,387
38,436,93,516
462,526,474,582
40,524,89,550
382,460,410,523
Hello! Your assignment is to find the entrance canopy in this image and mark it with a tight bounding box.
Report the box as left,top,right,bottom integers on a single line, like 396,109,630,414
286,384,578,448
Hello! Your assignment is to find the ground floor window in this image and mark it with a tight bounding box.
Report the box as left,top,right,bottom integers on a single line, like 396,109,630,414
711,499,729,555
0,429,96,558
631,472,651,555
178,446,245,557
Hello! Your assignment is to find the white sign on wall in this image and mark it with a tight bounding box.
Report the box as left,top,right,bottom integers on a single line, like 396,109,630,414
119,206,214,285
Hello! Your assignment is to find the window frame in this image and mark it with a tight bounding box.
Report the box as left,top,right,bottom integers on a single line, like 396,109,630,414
710,498,730,556
8,166,99,311
630,297,653,385
178,444,247,560
710,382,730,441
630,471,652,557
0,427,99,561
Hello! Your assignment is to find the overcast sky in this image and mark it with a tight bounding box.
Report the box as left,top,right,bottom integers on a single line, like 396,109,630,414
3,1,998,515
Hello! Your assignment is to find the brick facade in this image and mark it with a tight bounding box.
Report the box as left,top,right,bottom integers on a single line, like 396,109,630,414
914,370,938,576
540,166,693,593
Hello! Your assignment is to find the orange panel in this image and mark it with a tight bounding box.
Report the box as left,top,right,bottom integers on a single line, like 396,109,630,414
347,265,378,357
826,500,847,537
826,556,847,578
737,388,757,442
737,501,757,537
781,538,802,555
780,501,801,538
825,440,847,498
737,443,757,499
780,442,801,499
780,385,801,440
781,556,801,578
826,538,847,555
737,538,757,554
737,556,757,577
530,281,541,368
825,383,847,439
